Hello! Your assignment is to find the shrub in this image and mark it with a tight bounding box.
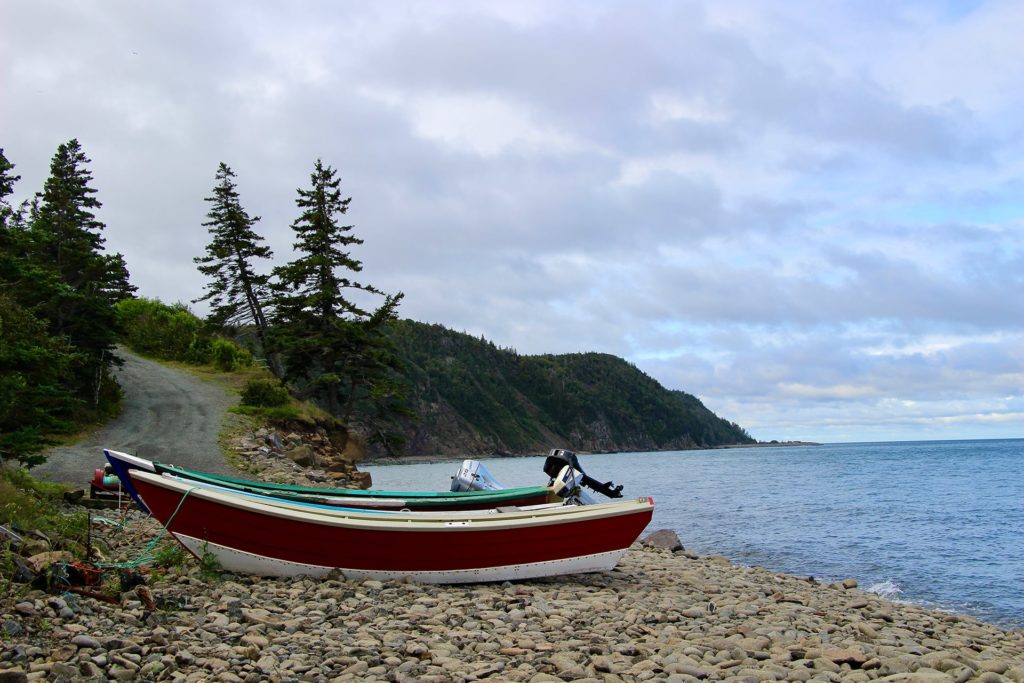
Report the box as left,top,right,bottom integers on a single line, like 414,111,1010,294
211,338,236,371
206,337,253,373
115,298,202,361
241,379,290,407
185,334,212,364
116,298,256,373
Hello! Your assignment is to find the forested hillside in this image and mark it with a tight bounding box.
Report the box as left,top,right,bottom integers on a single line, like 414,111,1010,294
383,320,754,457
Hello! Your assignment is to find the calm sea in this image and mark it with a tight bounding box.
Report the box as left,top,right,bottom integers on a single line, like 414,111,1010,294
364,439,1024,629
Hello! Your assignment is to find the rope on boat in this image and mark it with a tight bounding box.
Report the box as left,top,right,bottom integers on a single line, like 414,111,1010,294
96,486,197,569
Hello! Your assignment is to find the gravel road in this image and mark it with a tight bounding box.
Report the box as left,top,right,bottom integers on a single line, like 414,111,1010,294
31,349,240,486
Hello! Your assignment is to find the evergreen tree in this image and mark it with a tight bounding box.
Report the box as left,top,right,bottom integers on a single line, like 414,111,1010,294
270,159,408,437
0,144,133,464
0,149,84,464
272,159,377,323
0,154,50,324
193,163,273,350
27,139,134,409
0,148,19,227
0,293,81,466
0,148,26,286
32,140,105,298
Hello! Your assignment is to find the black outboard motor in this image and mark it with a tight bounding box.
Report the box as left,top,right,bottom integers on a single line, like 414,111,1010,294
543,448,624,499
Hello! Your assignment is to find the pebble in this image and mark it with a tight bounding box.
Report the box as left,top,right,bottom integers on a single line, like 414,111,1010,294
69,635,101,650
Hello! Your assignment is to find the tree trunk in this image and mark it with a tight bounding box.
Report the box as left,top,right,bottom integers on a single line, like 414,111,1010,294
92,349,105,409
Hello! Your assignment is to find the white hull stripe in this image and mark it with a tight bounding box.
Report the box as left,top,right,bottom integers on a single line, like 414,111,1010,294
174,534,627,584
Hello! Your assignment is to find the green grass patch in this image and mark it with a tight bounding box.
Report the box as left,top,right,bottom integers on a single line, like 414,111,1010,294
197,541,223,582
230,403,302,421
0,467,89,556
152,542,189,569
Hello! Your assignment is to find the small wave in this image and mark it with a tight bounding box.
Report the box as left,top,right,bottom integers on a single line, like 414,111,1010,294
865,579,904,601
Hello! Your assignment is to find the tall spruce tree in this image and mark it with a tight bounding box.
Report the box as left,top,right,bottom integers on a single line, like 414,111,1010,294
194,163,273,352
0,148,19,225
270,159,407,430
0,148,82,465
0,148,24,284
28,139,134,409
0,292,82,466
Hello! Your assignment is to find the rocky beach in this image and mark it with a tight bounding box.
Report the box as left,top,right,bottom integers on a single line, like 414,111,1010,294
3,429,1023,682
2,520,1023,683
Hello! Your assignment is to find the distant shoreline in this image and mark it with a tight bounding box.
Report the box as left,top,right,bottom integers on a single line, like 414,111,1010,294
717,440,822,448
362,440,821,466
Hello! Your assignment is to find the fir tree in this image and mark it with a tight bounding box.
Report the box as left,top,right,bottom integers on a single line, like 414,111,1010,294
0,148,20,227
28,139,134,409
0,151,82,465
0,148,26,286
0,293,81,466
272,159,377,323
32,139,105,298
193,163,273,350
270,159,408,435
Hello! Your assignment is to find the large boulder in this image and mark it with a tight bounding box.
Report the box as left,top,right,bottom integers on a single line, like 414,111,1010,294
339,439,364,464
285,445,317,468
640,529,684,552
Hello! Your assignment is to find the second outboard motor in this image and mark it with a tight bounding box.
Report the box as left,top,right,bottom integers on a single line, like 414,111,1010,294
543,448,624,499
450,459,507,492
551,465,596,505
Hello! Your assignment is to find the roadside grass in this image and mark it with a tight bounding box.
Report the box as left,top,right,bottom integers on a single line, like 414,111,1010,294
160,356,269,395
0,467,89,556
165,358,332,424
219,410,260,473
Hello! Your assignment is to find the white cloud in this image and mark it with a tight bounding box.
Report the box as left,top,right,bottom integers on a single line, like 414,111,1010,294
648,92,730,125
387,91,594,157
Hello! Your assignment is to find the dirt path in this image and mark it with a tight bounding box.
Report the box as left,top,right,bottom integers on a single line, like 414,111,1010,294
31,349,240,486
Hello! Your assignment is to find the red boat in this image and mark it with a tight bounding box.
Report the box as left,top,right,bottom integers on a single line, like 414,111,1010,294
129,469,654,583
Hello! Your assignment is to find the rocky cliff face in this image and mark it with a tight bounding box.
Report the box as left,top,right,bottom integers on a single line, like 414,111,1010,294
230,420,372,488
368,400,716,460
396,400,502,457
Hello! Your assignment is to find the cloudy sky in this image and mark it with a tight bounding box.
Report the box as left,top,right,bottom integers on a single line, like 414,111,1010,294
3,1,1022,443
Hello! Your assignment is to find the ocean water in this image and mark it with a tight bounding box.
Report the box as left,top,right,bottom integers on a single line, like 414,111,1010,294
364,439,1024,629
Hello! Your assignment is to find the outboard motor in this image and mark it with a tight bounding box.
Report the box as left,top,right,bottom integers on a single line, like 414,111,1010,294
551,464,596,505
543,448,624,499
450,459,507,492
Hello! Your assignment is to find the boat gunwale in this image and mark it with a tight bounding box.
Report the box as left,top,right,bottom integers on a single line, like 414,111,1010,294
105,449,552,501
